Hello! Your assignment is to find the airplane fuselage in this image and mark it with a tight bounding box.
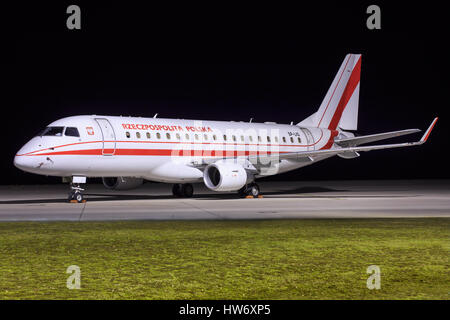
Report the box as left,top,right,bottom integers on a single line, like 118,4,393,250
14,115,341,183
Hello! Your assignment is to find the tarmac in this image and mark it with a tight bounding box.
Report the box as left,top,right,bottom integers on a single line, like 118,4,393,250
0,180,449,221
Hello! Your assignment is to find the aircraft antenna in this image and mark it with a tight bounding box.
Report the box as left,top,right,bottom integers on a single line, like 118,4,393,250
153,113,158,118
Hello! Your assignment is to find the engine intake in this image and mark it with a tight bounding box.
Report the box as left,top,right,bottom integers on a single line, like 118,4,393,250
203,162,248,192
102,177,144,190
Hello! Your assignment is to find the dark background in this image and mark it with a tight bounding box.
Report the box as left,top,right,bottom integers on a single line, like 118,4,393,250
1,2,447,184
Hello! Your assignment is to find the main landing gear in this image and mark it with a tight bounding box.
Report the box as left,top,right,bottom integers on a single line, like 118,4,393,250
238,182,260,198
172,183,194,198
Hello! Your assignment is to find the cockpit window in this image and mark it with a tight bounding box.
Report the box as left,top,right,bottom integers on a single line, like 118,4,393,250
65,127,80,137
39,126,64,136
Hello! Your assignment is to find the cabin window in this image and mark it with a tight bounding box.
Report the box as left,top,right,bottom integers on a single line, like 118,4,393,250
156,132,161,139
297,137,301,143
126,132,130,138
39,126,64,137
176,133,180,140
249,136,253,142
232,135,236,142
185,133,189,140
65,127,80,137
204,134,208,141
275,136,278,143
146,132,151,139
240,135,244,142
258,136,261,142
282,137,286,143
213,134,217,141
166,133,171,139
290,137,294,143
136,132,141,139
223,135,227,141
267,136,271,143
195,134,199,140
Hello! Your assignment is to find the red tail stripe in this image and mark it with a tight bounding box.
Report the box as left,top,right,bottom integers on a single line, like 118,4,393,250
319,130,339,150
317,55,352,127
328,55,362,130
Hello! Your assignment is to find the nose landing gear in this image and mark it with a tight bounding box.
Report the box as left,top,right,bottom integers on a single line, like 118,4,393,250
68,183,85,203
67,176,87,203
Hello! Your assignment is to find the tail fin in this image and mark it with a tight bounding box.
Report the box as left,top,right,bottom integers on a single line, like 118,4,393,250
298,53,362,131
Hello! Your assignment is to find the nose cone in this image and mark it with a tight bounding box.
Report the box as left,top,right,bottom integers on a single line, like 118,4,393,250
16,137,43,156
14,137,44,173
13,154,32,171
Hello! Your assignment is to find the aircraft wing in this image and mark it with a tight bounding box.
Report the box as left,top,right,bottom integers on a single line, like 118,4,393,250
335,128,421,147
249,117,438,163
190,118,437,168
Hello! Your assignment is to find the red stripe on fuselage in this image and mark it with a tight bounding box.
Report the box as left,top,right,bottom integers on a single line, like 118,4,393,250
27,148,289,157
17,131,325,157
23,131,333,157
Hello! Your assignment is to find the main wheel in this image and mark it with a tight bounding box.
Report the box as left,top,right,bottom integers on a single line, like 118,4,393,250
181,183,194,198
247,183,260,197
172,184,183,197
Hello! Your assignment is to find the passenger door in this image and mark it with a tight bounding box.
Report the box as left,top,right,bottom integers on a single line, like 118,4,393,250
95,118,116,155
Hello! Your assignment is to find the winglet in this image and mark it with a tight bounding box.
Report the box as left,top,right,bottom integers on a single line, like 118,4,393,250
420,117,438,143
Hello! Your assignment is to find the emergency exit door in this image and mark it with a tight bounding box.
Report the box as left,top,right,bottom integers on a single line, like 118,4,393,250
95,118,116,155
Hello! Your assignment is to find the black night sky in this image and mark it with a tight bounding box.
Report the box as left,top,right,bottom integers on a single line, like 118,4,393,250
1,2,447,184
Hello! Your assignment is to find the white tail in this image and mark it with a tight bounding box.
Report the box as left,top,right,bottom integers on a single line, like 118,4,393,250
298,54,362,131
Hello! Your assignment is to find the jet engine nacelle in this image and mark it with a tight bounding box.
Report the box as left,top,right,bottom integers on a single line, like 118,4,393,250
102,177,144,190
203,162,248,192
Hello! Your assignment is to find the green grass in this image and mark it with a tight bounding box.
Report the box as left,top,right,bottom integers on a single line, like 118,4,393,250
0,219,448,299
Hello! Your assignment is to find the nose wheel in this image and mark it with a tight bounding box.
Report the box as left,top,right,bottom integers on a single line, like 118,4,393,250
68,183,85,203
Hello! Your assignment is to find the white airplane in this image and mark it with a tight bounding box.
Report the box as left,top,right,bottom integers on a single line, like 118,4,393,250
14,54,438,202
